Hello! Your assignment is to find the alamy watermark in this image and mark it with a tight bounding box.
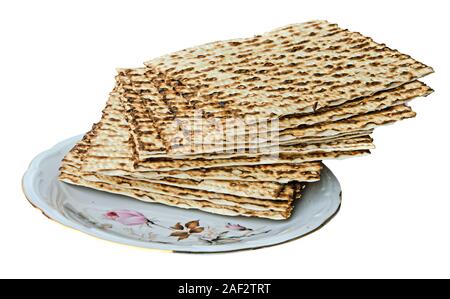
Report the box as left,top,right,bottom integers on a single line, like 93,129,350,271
167,110,280,158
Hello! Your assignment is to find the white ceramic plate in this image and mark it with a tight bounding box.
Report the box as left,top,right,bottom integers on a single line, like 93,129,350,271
22,135,342,253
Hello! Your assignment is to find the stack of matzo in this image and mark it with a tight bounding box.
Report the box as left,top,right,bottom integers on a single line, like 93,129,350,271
59,20,434,220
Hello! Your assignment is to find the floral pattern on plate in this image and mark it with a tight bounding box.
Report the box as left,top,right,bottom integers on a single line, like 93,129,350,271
22,135,342,253
66,206,271,245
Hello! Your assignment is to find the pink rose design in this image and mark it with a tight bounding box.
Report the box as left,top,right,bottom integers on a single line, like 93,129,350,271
225,223,249,231
105,210,149,226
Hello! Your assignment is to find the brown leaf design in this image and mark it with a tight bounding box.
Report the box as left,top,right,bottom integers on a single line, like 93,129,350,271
185,220,200,229
171,222,184,230
177,234,190,241
189,227,204,234
170,231,188,238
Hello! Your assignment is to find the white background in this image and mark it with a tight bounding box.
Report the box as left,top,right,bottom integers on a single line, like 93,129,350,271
1,0,448,279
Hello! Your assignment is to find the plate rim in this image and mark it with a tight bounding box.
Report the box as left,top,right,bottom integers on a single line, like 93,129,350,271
22,135,342,254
